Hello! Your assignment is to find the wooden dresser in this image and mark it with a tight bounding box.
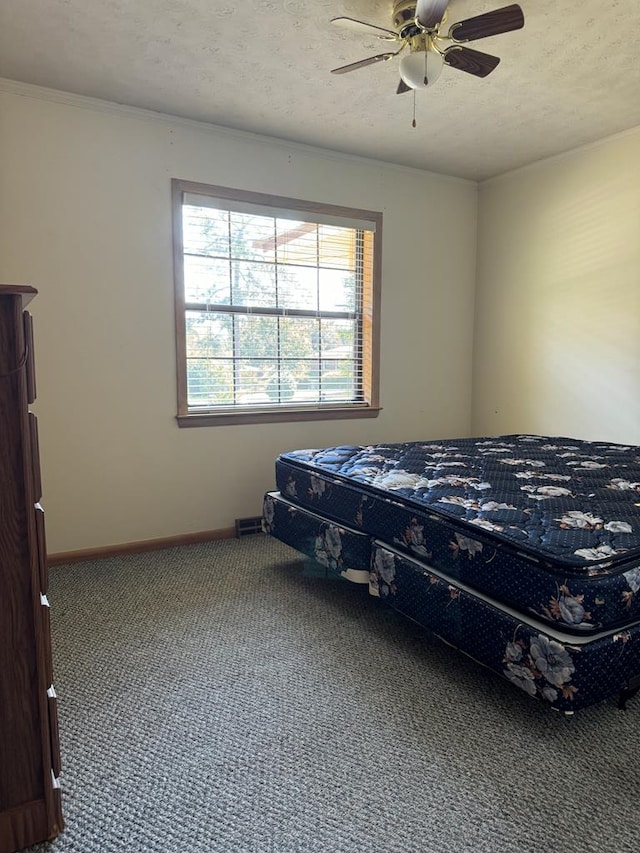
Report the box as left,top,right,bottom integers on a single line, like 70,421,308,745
0,286,63,852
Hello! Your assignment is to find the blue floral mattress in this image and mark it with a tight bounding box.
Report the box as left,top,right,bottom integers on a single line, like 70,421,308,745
275,435,640,635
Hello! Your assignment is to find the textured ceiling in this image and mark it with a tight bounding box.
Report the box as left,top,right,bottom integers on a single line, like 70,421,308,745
1,0,639,180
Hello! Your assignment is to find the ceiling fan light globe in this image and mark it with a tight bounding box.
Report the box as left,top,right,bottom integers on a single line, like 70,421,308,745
399,49,443,89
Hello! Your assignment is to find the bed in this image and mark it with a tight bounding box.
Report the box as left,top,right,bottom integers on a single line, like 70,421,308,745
262,434,640,713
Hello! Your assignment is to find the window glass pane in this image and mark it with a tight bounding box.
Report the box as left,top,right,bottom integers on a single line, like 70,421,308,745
186,311,233,358
187,359,234,406
277,265,318,310
320,318,356,354
319,268,356,312
280,317,319,359
275,221,318,266
230,212,276,262
321,360,356,401
184,256,230,304
318,225,356,270
263,359,301,404
289,360,320,402
183,206,229,258
237,359,278,405
235,315,279,359
231,260,277,307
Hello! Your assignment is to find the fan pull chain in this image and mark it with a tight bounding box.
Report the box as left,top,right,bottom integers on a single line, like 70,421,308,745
412,90,416,128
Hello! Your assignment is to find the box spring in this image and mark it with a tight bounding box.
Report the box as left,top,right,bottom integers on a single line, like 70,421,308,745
263,488,640,712
370,541,640,713
263,491,371,584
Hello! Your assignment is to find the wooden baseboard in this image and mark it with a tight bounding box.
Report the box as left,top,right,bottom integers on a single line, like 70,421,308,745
47,527,237,566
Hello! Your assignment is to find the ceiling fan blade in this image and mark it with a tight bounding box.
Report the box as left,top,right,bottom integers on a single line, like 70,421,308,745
415,0,450,29
396,79,411,94
448,4,524,42
330,16,399,40
444,46,501,77
331,53,398,74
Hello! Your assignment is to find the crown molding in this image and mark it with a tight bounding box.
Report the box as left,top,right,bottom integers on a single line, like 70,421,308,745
0,77,474,188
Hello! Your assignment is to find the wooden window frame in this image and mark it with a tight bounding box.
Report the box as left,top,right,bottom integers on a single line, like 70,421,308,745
172,179,382,427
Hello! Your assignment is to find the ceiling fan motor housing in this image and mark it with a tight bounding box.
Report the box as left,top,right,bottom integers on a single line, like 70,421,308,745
393,0,452,30
392,1,420,29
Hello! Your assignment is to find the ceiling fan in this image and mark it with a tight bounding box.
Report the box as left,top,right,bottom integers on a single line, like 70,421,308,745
330,1,525,93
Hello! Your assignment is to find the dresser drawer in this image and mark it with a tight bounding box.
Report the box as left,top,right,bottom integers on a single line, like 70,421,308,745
23,310,37,404
46,686,62,778
29,412,43,502
40,594,53,687
35,503,48,594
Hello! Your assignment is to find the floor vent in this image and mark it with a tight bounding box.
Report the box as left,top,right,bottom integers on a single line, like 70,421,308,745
235,516,264,538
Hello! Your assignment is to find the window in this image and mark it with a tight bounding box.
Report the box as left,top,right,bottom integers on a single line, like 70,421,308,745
172,180,382,426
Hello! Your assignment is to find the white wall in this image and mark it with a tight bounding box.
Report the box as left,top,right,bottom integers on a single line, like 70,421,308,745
473,129,640,444
0,82,478,553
